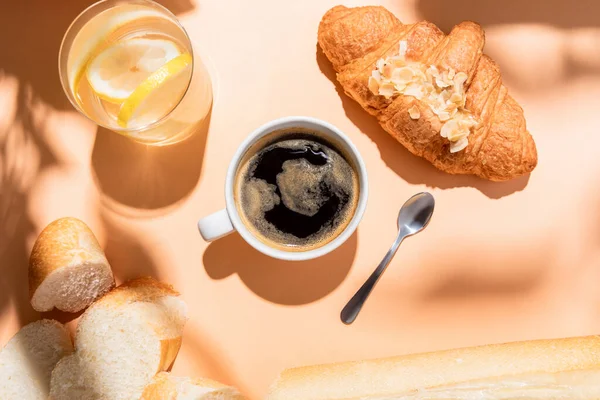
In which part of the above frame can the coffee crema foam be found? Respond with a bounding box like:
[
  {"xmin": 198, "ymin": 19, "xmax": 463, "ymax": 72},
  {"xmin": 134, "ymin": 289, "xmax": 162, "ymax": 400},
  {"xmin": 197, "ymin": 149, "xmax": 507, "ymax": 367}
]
[{"xmin": 235, "ymin": 132, "xmax": 359, "ymax": 251}]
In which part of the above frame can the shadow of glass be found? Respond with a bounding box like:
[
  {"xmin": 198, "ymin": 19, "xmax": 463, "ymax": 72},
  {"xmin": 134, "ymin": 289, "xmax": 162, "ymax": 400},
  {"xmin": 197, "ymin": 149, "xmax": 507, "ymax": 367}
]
[
  {"xmin": 315, "ymin": 46, "xmax": 529, "ymax": 199},
  {"xmin": 91, "ymin": 111, "xmax": 211, "ymax": 217},
  {"xmin": 203, "ymin": 232, "xmax": 358, "ymax": 306}
]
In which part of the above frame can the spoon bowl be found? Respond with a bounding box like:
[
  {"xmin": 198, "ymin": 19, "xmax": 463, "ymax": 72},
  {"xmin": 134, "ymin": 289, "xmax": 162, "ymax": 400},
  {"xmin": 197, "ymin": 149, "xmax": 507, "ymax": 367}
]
[{"xmin": 398, "ymin": 192, "xmax": 435, "ymax": 235}]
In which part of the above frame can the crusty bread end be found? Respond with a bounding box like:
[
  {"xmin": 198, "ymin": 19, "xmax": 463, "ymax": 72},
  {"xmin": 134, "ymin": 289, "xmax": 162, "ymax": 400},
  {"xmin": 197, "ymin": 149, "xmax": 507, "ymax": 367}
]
[{"xmin": 29, "ymin": 217, "xmax": 114, "ymax": 313}]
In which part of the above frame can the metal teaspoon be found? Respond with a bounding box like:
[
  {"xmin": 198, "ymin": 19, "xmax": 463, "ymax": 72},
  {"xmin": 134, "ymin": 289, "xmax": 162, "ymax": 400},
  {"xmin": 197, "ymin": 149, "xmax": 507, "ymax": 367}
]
[{"xmin": 340, "ymin": 192, "xmax": 435, "ymax": 325}]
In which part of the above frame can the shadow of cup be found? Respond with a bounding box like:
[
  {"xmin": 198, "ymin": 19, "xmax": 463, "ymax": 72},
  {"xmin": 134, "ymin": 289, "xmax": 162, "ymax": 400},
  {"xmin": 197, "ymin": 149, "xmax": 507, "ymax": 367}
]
[{"xmin": 203, "ymin": 231, "xmax": 358, "ymax": 305}]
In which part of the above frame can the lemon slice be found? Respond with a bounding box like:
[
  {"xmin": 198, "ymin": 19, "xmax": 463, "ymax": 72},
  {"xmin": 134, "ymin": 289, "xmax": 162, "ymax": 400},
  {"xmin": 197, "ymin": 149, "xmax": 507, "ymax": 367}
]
[
  {"xmin": 86, "ymin": 38, "xmax": 181, "ymax": 103},
  {"xmin": 117, "ymin": 52, "xmax": 192, "ymax": 128},
  {"xmin": 67, "ymin": 7, "xmax": 169, "ymax": 93}
]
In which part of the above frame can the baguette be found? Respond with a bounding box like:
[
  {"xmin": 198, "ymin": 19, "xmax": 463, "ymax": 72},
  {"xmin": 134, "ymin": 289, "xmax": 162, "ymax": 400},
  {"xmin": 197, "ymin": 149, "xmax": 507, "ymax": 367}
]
[
  {"xmin": 29, "ymin": 217, "xmax": 114, "ymax": 313},
  {"xmin": 0, "ymin": 320, "xmax": 73, "ymax": 400},
  {"xmin": 141, "ymin": 372, "xmax": 247, "ymax": 400},
  {"xmin": 266, "ymin": 336, "xmax": 600, "ymax": 399},
  {"xmin": 50, "ymin": 277, "xmax": 188, "ymax": 400}
]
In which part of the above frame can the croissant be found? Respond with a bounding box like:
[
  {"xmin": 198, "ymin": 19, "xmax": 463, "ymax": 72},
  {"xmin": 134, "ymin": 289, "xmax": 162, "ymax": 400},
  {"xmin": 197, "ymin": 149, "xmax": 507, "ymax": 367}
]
[{"xmin": 318, "ymin": 6, "xmax": 537, "ymax": 181}]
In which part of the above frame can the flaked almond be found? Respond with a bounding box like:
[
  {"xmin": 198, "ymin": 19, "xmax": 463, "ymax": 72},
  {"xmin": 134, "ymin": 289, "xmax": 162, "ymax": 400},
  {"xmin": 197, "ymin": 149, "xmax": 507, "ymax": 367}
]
[
  {"xmin": 382, "ymin": 63, "xmax": 395, "ymax": 79},
  {"xmin": 435, "ymin": 76, "xmax": 451, "ymax": 88},
  {"xmin": 394, "ymin": 82, "xmax": 407, "ymax": 92},
  {"xmin": 440, "ymin": 119, "xmax": 458, "ymax": 138},
  {"xmin": 368, "ymin": 76, "xmax": 380, "ymax": 95},
  {"xmin": 437, "ymin": 111, "xmax": 451, "ymax": 122},
  {"xmin": 391, "ymin": 66, "xmax": 415, "ymax": 84},
  {"xmin": 447, "ymin": 127, "xmax": 469, "ymax": 142},
  {"xmin": 441, "ymin": 90, "xmax": 452, "ymax": 102},
  {"xmin": 404, "ymin": 84, "xmax": 424, "ymax": 99},
  {"xmin": 458, "ymin": 116, "xmax": 478, "ymax": 129},
  {"xmin": 378, "ymin": 82, "xmax": 396, "ymax": 98},
  {"xmin": 454, "ymin": 71, "xmax": 468, "ymax": 86},
  {"xmin": 390, "ymin": 56, "xmax": 405, "ymax": 67},
  {"xmin": 450, "ymin": 137, "xmax": 469, "ymax": 153},
  {"xmin": 408, "ymin": 105, "xmax": 420, "ymax": 120},
  {"xmin": 450, "ymin": 92, "xmax": 463, "ymax": 104},
  {"xmin": 369, "ymin": 41, "xmax": 478, "ymax": 153}
]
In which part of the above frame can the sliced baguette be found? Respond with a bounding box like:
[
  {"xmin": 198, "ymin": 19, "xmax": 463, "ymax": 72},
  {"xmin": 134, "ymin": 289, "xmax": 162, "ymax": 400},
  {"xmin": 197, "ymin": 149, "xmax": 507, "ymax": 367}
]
[
  {"xmin": 49, "ymin": 277, "xmax": 188, "ymax": 400},
  {"xmin": 266, "ymin": 336, "xmax": 600, "ymax": 400},
  {"xmin": 29, "ymin": 217, "xmax": 115, "ymax": 313},
  {"xmin": 0, "ymin": 320, "xmax": 73, "ymax": 400},
  {"xmin": 141, "ymin": 372, "xmax": 247, "ymax": 400}
]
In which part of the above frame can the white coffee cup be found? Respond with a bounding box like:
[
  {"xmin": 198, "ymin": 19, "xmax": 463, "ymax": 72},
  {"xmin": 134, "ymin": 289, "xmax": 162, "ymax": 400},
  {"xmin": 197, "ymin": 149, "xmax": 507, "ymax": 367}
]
[{"xmin": 197, "ymin": 116, "xmax": 368, "ymax": 261}]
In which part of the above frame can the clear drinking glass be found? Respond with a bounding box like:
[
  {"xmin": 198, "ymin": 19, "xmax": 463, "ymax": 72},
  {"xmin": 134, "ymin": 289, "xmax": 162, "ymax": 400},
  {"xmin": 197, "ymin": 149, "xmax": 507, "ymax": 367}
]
[{"xmin": 59, "ymin": 0, "xmax": 212, "ymax": 145}]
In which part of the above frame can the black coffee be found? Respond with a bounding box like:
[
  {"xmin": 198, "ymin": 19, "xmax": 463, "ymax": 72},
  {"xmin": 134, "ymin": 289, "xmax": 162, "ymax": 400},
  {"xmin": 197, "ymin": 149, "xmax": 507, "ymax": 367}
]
[{"xmin": 235, "ymin": 131, "xmax": 359, "ymax": 251}]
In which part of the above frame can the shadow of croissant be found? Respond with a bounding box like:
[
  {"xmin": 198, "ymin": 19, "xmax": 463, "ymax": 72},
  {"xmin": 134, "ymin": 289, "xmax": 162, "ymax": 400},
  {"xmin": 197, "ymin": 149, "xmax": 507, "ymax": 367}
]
[
  {"xmin": 203, "ymin": 231, "xmax": 358, "ymax": 306},
  {"xmin": 314, "ymin": 45, "xmax": 530, "ymax": 200}
]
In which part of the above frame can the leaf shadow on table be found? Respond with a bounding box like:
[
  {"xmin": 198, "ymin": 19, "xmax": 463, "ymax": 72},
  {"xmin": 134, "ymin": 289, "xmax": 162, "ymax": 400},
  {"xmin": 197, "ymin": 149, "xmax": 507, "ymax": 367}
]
[
  {"xmin": 415, "ymin": 0, "xmax": 600, "ymax": 32},
  {"xmin": 0, "ymin": 94, "xmax": 57, "ymax": 335},
  {"xmin": 91, "ymin": 110, "xmax": 211, "ymax": 217},
  {"xmin": 203, "ymin": 232, "xmax": 357, "ymax": 305},
  {"xmin": 0, "ymin": 0, "xmax": 198, "ymax": 332},
  {"xmin": 415, "ymin": 0, "xmax": 600, "ymax": 89},
  {"xmin": 376, "ymin": 243, "xmax": 555, "ymax": 333},
  {"xmin": 315, "ymin": 46, "xmax": 529, "ymax": 199}
]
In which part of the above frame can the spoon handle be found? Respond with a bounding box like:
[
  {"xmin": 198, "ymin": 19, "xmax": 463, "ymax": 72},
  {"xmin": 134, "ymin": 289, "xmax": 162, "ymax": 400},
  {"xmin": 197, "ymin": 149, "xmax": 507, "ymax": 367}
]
[{"xmin": 341, "ymin": 234, "xmax": 405, "ymax": 325}]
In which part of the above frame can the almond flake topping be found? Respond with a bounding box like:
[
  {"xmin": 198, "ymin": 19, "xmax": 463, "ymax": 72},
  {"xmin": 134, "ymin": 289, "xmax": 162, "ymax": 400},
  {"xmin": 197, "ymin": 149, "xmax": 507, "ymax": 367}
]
[
  {"xmin": 408, "ymin": 105, "xmax": 420, "ymax": 120},
  {"xmin": 369, "ymin": 41, "xmax": 479, "ymax": 153}
]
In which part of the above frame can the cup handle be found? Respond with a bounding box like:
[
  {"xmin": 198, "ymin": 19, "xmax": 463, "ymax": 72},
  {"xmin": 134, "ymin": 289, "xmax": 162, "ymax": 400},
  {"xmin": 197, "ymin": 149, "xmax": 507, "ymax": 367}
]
[{"xmin": 198, "ymin": 209, "xmax": 235, "ymax": 241}]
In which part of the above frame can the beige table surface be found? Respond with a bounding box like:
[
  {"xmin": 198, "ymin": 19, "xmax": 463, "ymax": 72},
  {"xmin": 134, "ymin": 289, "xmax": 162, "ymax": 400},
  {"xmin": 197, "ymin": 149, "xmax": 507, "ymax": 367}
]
[{"xmin": 2, "ymin": 0, "xmax": 600, "ymax": 398}]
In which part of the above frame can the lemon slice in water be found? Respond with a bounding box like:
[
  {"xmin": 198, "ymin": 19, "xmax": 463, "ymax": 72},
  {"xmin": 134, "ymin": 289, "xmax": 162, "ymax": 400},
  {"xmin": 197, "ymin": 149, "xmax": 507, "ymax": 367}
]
[
  {"xmin": 86, "ymin": 38, "xmax": 181, "ymax": 103},
  {"xmin": 117, "ymin": 52, "xmax": 192, "ymax": 128}
]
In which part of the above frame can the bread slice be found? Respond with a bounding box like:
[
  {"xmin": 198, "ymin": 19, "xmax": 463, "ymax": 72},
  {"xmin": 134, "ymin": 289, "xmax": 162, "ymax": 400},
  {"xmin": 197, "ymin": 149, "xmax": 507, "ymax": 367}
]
[
  {"xmin": 50, "ymin": 277, "xmax": 188, "ymax": 400},
  {"xmin": 266, "ymin": 336, "xmax": 600, "ymax": 400},
  {"xmin": 29, "ymin": 217, "xmax": 115, "ymax": 313},
  {"xmin": 141, "ymin": 372, "xmax": 247, "ymax": 400},
  {"xmin": 0, "ymin": 320, "xmax": 73, "ymax": 400}
]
